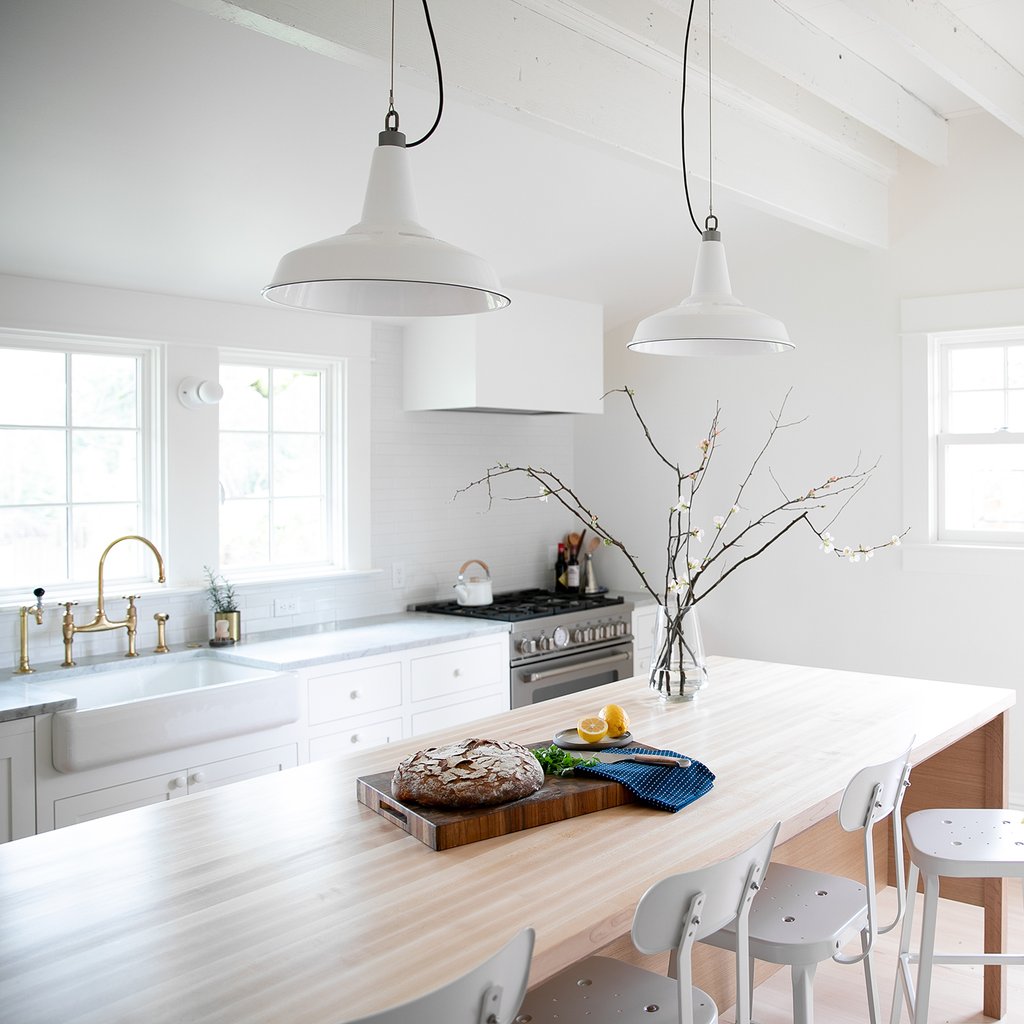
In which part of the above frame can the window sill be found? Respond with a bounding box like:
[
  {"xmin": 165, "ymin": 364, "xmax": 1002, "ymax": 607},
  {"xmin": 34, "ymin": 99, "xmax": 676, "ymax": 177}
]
[{"xmin": 901, "ymin": 541, "xmax": 1024, "ymax": 577}]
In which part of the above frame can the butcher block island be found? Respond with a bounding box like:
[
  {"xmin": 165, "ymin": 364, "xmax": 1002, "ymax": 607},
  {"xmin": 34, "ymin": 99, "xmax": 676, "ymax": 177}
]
[{"xmin": 0, "ymin": 658, "xmax": 1013, "ymax": 1024}]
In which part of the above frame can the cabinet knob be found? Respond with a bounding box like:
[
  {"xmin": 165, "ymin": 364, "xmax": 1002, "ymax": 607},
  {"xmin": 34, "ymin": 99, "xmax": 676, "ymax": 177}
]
[
  {"xmin": 190, "ymin": 771, "xmax": 206, "ymax": 785},
  {"xmin": 453, "ymin": 668, "xmax": 461, "ymax": 677},
  {"xmin": 349, "ymin": 733, "xmax": 360, "ymax": 744},
  {"xmin": 170, "ymin": 776, "xmax": 187, "ymax": 790},
  {"xmin": 349, "ymin": 689, "xmax": 361, "ymax": 700}
]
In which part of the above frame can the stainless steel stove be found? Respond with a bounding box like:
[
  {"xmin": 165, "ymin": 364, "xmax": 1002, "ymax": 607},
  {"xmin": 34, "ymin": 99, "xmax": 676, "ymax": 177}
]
[{"xmin": 411, "ymin": 589, "xmax": 635, "ymax": 707}]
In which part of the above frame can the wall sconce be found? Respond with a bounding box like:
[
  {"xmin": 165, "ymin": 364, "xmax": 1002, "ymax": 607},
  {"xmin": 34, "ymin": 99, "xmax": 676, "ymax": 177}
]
[{"xmin": 177, "ymin": 377, "xmax": 224, "ymax": 409}]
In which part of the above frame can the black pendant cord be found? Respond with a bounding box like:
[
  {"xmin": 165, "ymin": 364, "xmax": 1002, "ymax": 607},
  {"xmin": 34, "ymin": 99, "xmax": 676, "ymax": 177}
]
[
  {"xmin": 680, "ymin": 0, "xmax": 708, "ymax": 236},
  {"xmin": 387, "ymin": 0, "xmax": 444, "ymax": 149}
]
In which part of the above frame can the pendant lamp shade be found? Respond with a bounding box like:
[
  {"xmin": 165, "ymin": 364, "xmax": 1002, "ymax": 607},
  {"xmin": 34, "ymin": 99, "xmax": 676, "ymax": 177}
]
[
  {"xmin": 263, "ymin": 131, "xmax": 510, "ymax": 317},
  {"xmin": 628, "ymin": 229, "xmax": 792, "ymax": 356}
]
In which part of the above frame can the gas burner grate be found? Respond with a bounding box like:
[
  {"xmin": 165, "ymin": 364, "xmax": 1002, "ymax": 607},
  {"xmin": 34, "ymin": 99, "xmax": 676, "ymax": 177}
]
[{"xmin": 411, "ymin": 589, "xmax": 625, "ymax": 622}]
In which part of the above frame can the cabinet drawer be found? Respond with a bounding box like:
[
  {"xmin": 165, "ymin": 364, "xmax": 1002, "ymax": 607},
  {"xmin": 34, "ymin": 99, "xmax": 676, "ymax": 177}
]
[
  {"xmin": 186, "ymin": 744, "xmax": 298, "ymax": 793},
  {"xmin": 309, "ymin": 718, "xmax": 402, "ymax": 760},
  {"xmin": 307, "ymin": 662, "xmax": 402, "ymax": 726},
  {"xmin": 54, "ymin": 772, "xmax": 183, "ymax": 828},
  {"xmin": 412, "ymin": 693, "xmax": 508, "ymax": 736},
  {"xmin": 410, "ymin": 644, "xmax": 504, "ymax": 702}
]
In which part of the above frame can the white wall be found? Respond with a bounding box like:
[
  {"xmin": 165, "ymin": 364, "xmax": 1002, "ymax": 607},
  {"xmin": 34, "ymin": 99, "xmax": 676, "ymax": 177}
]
[
  {"xmin": 576, "ymin": 112, "xmax": 1024, "ymax": 801},
  {"xmin": 1, "ymin": 278, "xmax": 574, "ymax": 666}
]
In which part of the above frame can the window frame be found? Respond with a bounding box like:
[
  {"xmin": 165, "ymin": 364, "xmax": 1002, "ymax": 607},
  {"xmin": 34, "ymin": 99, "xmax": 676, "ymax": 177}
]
[
  {"xmin": 901, "ymin": 289, "xmax": 1024, "ymax": 577},
  {"xmin": 935, "ymin": 336, "xmax": 1024, "ymax": 545},
  {"xmin": 216, "ymin": 349, "xmax": 346, "ymax": 578},
  {"xmin": 0, "ymin": 328, "xmax": 163, "ymax": 601}
]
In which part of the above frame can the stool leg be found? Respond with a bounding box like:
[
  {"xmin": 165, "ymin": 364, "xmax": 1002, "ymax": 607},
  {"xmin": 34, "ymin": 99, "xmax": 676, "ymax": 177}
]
[
  {"xmin": 790, "ymin": 962, "xmax": 817, "ymax": 1024},
  {"xmin": 914, "ymin": 872, "xmax": 941, "ymax": 1024},
  {"xmin": 861, "ymin": 928, "xmax": 880, "ymax": 1024},
  {"xmin": 890, "ymin": 861, "xmax": 920, "ymax": 1024}
]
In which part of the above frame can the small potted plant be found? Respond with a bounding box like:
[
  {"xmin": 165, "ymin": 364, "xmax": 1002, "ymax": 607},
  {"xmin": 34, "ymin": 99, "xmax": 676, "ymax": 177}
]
[{"xmin": 204, "ymin": 566, "xmax": 240, "ymax": 644}]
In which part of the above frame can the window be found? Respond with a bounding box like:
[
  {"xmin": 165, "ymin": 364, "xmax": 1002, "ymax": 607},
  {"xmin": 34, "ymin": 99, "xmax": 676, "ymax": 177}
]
[
  {"xmin": 937, "ymin": 339, "xmax": 1024, "ymax": 542},
  {"xmin": 0, "ymin": 334, "xmax": 159, "ymax": 593},
  {"xmin": 218, "ymin": 356, "xmax": 338, "ymax": 571}
]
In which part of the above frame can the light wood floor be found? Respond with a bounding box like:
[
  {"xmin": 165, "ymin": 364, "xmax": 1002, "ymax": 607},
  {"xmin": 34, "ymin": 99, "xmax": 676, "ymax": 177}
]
[{"xmin": 722, "ymin": 882, "xmax": 1024, "ymax": 1024}]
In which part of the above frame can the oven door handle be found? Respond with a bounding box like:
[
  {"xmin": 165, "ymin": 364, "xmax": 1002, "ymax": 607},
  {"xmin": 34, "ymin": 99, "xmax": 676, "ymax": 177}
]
[{"xmin": 522, "ymin": 651, "xmax": 631, "ymax": 683}]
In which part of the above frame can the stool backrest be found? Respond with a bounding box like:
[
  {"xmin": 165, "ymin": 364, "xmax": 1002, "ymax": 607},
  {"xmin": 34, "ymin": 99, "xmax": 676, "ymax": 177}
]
[
  {"xmin": 833, "ymin": 742, "xmax": 914, "ymax": 967},
  {"xmin": 631, "ymin": 822, "xmax": 781, "ymax": 1024},
  {"xmin": 353, "ymin": 927, "xmax": 534, "ymax": 1024}
]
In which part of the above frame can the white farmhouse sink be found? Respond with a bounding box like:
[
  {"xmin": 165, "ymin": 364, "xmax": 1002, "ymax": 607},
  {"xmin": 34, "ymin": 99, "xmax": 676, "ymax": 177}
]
[{"xmin": 50, "ymin": 657, "xmax": 301, "ymax": 773}]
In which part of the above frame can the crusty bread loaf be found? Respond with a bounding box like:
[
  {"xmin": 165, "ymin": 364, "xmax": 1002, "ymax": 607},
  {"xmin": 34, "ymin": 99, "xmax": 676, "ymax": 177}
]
[{"xmin": 391, "ymin": 738, "xmax": 544, "ymax": 808}]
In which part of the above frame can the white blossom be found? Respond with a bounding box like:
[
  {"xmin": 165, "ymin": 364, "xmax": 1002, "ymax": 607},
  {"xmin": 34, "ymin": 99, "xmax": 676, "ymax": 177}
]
[
  {"xmin": 687, "ymin": 557, "xmax": 701, "ymax": 572},
  {"xmin": 730, "ymin": 504, "xmax": 740, "ymax": 515},
  {"xmin": 667, "ymin": 575, "xmax": 690, "ymax": 593},
  {"xmin": 890, "ymin": 534, "xmax": 902, "ymax": 546},
  {"xmin": 819, "ymin": 531, "xmax": 835, "ymax": 553},
  {"xmin": 689, "ymin": 527, "xmax": 705, "ymax": 542},
  {"xmin": 713, "ymin": 514, "xmax": 726, "ymax": 529},
  {"xmin": 671, "ymin": 498, "xmax": 690, "ymax": 513},
  {"xmin": 537, "ymin": 486, "xmax": 550, "ymax": 503}
]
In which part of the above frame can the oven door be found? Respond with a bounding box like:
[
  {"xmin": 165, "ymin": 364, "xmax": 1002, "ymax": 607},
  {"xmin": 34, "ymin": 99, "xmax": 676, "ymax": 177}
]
[{"xmin": 510, "ymin": 640, "xmax": 634, "ymax": 708}]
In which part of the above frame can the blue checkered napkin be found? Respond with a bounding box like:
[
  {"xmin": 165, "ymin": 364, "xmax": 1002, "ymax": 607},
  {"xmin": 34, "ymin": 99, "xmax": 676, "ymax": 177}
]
[{"xmin": 575, "ymin": 747, "xmax": 715, "ymax": 813}]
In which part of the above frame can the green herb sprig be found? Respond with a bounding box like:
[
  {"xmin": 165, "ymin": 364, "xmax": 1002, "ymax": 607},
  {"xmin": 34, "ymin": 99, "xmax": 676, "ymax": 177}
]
[{"xmin": 532, "ymin": 744, "xmax": 600, "ymax": 777}]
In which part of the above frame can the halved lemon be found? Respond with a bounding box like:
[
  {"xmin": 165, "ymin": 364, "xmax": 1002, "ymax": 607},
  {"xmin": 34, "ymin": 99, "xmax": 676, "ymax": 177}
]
[
  {"xmin": 576, "ymin": 716, "xmax": 609, "ymax": 743},
  {"xmin": 598, "ymin": 703, "xmax": 630, "ymax": 738}
]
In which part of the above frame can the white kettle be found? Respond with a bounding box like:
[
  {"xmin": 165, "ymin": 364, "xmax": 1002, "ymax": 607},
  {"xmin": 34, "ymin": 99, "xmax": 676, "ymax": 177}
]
[{"xmin": 453, "ymin": 559, "xmax": 493, "ymax": 606}]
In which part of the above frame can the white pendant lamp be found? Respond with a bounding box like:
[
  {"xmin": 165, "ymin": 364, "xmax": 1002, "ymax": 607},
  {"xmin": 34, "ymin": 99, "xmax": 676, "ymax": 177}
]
[
  {"xmin": 629, "ymin": 0, "xmax": 792, "ymax": 356},
  {"xmin": 262, "ymin": 2, "xmax": 509, "ymax": 318}
]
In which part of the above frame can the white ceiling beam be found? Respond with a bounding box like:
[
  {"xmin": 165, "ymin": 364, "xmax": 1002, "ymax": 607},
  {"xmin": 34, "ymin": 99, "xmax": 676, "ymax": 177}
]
[
  {"xmin": 657, "ymin": 0, "xmax": 948, "ymax": 164},
  {"xmin": 838, "ymin": 0, "xmax": 1024, "ymax": 139},
  {"xmin": 173, "ymin": 0, "xmax": 891, "ymax": 246}
]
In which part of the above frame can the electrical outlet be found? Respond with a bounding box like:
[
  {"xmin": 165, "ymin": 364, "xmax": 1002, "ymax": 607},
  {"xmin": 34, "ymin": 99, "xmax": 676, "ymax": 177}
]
[
  {"xmin": 274, "ymin": 597, "xmax": 299, "ymax": 616},
  {"xmin": 391, "ymin": 562, "xmax": 406, "ymax": 589}
]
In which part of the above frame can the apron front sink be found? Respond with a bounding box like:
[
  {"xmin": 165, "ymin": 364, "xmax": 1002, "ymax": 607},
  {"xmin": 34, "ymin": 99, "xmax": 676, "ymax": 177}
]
[{"xmin": 50, "ymin": 657, "xmax": 300, "ymax": 773}]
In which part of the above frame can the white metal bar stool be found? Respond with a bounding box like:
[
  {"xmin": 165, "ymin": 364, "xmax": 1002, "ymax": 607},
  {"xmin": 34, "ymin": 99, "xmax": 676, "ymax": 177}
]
[
  {"xmin": 890, "ymin": 808, "xmax": 1024, "ymax": 1024},
  {"xmin": 353, "ymin": 927, "xmax": 534, "ymax": 1024},
  {"xmin": 701, "ymin": 744, "xmax": 913, "ymax": 1024},
  {"xmin": 517, "ymin": 822, "xmax": 780, "ymax": 1024}
]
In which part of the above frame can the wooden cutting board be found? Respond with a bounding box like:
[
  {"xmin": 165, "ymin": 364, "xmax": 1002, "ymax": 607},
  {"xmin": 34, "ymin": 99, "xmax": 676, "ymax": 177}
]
[{"xmin": 356, "ymin": 748, "xmax": 639, "ymax": 851}]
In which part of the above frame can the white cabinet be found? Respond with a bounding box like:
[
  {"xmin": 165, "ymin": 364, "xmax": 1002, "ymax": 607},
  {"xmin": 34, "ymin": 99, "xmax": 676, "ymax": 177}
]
[
  {"xmin": 304, "ymin": 632, "xmax": 509, "ymax": 759},
  {"xmin": 306, "ymin": 656, "xmax": 405, "ymax": 760},
  {"xmin": 52, "ymin": 744, "xmax": 298, "ymax": 828},
  {"xmin": 0, "ymin": 718, "xmax": 35, "ymax": 843},
  {"xmin": 403, "ymin": 289, "xmax": 604, "ymax": 414},
  {"xmin": 632, "ymin": 603, "xmax": 659, "ymax": 678},
  {"xmin": 409, "ymin": 640, "xmax": 507, "ymax": 736}
]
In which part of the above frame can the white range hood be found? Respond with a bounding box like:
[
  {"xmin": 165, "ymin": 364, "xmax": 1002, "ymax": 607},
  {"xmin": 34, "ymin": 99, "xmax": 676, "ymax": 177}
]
[{"xmin": 402, "ymin": 289, "xmax": 604, "ymax": 415}]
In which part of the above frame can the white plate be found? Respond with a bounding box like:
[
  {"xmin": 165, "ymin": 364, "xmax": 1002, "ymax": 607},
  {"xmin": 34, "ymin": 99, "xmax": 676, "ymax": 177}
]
[{"xmin": 552, "ymin": 728, "xmax": 635, "ymax": 751}]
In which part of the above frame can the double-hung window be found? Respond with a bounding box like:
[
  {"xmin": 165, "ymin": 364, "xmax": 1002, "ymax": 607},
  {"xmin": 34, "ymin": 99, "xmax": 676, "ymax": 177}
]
[
  {"xmin": 0, "ymin": 332, "xmax": 159, "ymax": 594},
  {"xmin": 218, "ymin": 355, "xmax": 339, "ymax": 572},
  {"xmin": 937, "ymin": 338, "xmax": 1024, "ymax": 543}
]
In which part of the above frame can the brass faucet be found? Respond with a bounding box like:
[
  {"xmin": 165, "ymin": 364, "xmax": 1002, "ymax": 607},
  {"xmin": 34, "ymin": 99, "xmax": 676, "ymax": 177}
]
[
  {"xmin": 62, "ymin": 535, "xmax": 167, "ymax": 667},
  {"xmin": 16, "ymin": 587, "xmax": 46, "ymax": 674}
]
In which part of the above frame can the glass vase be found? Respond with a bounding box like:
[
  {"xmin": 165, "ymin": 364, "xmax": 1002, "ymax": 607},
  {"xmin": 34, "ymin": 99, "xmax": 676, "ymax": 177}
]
[{"xmin": 648, "ymin": 601, "xmax": 708, "ymax": 702}]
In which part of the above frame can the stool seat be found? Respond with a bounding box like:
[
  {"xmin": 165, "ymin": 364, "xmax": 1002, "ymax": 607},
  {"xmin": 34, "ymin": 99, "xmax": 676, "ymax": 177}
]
[
  {"xmin": 890, "ymin": 808, "xmax": 1024, "ymax": 1024},
  {"xmin": 704, "ymin": 863, "xmax": 871, "ymax": 966},
  {"xmin": 905, "ymin": 808, "xmax": 1024, "ymax": 878}
]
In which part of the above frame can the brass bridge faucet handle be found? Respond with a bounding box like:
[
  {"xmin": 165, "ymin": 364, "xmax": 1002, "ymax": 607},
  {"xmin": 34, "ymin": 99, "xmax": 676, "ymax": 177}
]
[
  {"xmin": 61, "ymin": 601, "xmax": 79, "ymax": 667},
  {"xmin": 15, "ymin": 587, "xmax": 47, "ymax": 675},
  {"xmin": 153, "ymin": 612, "xmax": 170, "ymax": 654},
  {"xmin": 123, "ymin": 595, "xmax": 140, "ymax": 657}
]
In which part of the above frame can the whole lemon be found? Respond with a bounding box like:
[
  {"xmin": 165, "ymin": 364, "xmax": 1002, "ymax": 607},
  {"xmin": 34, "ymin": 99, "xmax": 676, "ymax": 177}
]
[{"xmin": 598, "ymin": 704, "xmax": 630, "ymax": 738}]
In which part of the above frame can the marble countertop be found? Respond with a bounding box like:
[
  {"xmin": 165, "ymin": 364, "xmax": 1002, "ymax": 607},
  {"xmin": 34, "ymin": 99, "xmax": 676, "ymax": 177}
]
[{"xmin": 0, "ymin": 612, "xmax": 509, "ymax": 721}]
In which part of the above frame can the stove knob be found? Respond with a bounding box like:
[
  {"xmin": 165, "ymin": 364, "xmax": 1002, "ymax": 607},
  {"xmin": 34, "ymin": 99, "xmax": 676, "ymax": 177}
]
[
  {"xmin": 538, "ymin": 635, "xmax": 551, "ymax": 652},
  {"xmin": 583, "ymin": 627, "xmax": 595, "ymax": 643},
  {"xmin": 616, "ymin": 621, "xmax": 627, "ymax": 636},
  {"xmin": 572, "ymin": 629, "xmax": 585, "ymax": 644},
  {"xmin": 518, "ymin": 637, "xmax": 534, "ymax": 655}
]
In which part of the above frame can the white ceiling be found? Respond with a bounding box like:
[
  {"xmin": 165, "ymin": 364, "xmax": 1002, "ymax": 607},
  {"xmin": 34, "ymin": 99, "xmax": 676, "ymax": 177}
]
[{"xmin": 1, "ymin": 0, "xmax": 1022, "ymax": 331}]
